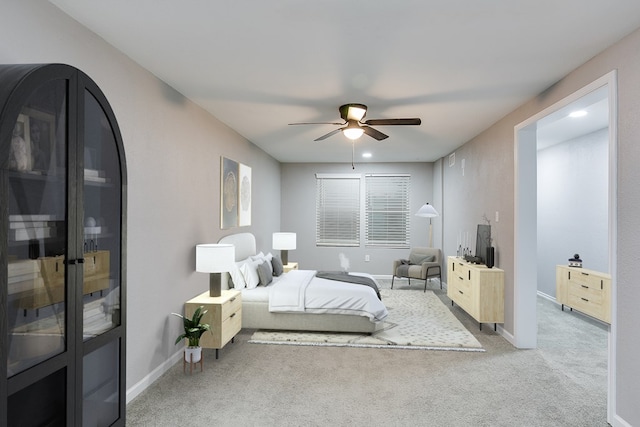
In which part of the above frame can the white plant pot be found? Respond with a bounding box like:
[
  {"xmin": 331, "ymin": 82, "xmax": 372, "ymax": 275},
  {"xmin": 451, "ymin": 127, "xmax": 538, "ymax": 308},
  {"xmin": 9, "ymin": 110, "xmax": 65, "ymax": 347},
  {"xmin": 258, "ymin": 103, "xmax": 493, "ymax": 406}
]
[{"xmin": 184, "ymin": 346, "xmax": 202, "ymax": 363}]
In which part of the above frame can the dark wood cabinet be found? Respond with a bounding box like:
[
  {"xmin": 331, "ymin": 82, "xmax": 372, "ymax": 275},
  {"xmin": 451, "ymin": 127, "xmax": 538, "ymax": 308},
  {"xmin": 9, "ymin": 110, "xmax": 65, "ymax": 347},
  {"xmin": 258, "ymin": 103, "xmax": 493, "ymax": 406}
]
[{"xmin": 1, "ymin": 64, "xmax": 127, "ymax": 426}]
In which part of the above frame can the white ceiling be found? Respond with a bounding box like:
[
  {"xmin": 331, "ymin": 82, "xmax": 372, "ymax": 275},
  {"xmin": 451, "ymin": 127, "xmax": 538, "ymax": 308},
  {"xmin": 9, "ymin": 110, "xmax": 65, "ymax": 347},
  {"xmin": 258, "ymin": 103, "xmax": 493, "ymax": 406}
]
[{"xmin": 50, "ymin": 1, "xmax": 640, "ymax": 163}]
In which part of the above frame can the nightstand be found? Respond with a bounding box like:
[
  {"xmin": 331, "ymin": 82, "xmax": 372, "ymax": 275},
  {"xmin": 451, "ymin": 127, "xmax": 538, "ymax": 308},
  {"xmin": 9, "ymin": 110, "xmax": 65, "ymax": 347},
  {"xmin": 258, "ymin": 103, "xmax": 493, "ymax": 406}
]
[
  {"xmin": 185, "ymin": 289, "xmax": 242, "ymax": 359},
  {"xmin": 283, "ymin": 262, "xmax": 298, "ymax": 273}
]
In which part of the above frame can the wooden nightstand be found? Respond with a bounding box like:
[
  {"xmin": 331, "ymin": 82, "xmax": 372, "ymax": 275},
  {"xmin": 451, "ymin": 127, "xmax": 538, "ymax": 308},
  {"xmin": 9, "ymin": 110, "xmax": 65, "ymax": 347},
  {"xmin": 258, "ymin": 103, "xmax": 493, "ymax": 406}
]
[
  {"xmin": 283, "ymin": 262, "xmax": 298, "ymax": 273},
  {"xmin": 185, "ymin": 289, "xmax": 242, "ymax": 359}
]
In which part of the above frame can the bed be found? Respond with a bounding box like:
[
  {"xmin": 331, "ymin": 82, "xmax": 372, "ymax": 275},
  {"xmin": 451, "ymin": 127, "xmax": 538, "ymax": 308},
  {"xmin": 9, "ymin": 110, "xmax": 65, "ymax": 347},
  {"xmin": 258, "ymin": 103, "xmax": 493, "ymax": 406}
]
[{"xmin": 218, "ymin": 233, "xmax": 387, "ymax": 333}]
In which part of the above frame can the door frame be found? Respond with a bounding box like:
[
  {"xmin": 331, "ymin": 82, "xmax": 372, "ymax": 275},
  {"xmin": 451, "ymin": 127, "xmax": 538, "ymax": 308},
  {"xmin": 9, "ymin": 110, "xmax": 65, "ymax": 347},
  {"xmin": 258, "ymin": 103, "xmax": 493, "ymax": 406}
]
[{"xmin": 513, "ymin": 70, "xmax": 617, "ymax": 423}]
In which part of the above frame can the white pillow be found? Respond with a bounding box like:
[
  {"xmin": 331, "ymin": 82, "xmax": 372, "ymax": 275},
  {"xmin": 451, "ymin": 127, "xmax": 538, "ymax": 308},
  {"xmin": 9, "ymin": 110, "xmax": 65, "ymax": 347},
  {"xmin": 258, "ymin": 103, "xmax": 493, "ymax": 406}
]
[
  {"xmin": 229, "ymin": 264, "xmax": 246, "ymax": 290},
  {"xmin": 240, "ymin": 259, "xmax": 261, "ymax": 289}
]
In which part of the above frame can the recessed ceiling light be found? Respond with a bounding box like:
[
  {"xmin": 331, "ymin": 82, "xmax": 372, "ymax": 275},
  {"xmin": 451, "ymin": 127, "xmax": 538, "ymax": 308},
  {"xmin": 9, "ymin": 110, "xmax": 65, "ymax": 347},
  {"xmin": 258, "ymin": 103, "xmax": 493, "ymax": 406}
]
[
  {"xmin": 362, "ymin": 152, "xmax": 372, "ymax": 158},
  {"xmin": 569, "ymin": 110, "xmax": 588, "ymax": 118}
]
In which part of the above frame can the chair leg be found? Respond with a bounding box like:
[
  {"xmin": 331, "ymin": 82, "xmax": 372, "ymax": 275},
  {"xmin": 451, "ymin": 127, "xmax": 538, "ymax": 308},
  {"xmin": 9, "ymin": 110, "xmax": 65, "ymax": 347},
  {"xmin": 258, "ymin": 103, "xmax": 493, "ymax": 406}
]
[{"xmin": 391, "ymin": 275, "xmax": 395, "ymax": 289}]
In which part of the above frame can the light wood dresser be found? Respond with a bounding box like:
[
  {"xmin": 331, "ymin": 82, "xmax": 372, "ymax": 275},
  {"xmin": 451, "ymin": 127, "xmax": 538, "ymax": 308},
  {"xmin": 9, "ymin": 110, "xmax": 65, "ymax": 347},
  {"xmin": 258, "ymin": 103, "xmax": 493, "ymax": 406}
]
[
  {"xmin": 447, "ymin": 256, "xmax": 504, "ymax": 330},
  {"xmin": 556, "ymin": 265, "xmax": 611, "ymax": 323}
]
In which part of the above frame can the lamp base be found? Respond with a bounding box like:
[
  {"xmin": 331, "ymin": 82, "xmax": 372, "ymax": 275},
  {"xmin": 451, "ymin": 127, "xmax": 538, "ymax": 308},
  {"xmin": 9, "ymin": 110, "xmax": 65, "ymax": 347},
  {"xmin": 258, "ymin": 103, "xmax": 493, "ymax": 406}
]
[
  {"xmin": 209, "ymin": 273, "xmax": 222, "ymax": 297},
  {"xmin": 281, "ymin": 250, "xmax": 289, "ymax": 266}
]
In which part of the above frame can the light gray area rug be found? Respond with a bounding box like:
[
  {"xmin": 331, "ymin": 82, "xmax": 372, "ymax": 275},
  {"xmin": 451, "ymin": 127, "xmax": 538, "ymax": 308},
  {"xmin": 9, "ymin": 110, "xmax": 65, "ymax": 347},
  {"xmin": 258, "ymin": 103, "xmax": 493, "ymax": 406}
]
[{"xmin": 249, "ymin": 288, "xmax": 484, "ymax": 351}]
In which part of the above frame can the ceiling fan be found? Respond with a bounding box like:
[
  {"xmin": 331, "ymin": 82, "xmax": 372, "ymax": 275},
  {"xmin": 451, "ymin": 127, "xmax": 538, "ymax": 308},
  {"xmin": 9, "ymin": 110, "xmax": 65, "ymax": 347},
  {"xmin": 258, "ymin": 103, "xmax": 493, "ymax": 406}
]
[{"xmin": 289, "ymin": 103, "xmax": 421, "ymax": 141}]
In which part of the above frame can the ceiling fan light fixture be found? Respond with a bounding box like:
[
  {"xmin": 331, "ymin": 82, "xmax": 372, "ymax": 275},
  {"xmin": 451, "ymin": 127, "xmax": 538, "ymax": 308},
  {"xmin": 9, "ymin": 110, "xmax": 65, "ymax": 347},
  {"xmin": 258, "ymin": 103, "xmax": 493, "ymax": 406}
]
[
  {"xmin": 343, "ymin": 121, "xmax": 364, "ymax": 140},
  {"xmin": 347, "ymin": 105, "xmax": 367, "ymax": 121}
]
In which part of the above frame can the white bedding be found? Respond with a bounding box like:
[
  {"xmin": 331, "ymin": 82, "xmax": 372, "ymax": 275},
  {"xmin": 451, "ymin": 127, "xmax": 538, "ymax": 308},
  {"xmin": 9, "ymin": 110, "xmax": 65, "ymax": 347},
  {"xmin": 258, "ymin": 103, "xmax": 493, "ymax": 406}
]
[{"xmin": 267, "ymin": 270, "xmax": 388, "ymax": 321}]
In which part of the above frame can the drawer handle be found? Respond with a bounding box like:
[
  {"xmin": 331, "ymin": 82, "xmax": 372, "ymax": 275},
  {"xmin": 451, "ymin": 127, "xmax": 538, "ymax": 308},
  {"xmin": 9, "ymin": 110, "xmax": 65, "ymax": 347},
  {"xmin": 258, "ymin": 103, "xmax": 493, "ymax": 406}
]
[
  {"xmin": 581, "ymin": 272, "xmax": 589, "ymax": 276},
  {"xmin": 230, "ymin": 297, "xmax": 236, "ymax": 302},
  {"xmin": 581, "ymin": 285, "xmax": 588, "ymax": 289},
  {"xmin": 458, "ymin": 290, "xmax": 464, "ymax": 295},
  {"xmin": 581, "ymin": 297, "xmax": 589, "ymax": 302},
  {"xmin": 230, "ymin": 312, "xmax": 236, "ymax": 318},
  {"xmin": 458, "ymin": 276, "xmax": 464, "ymax": 280}
]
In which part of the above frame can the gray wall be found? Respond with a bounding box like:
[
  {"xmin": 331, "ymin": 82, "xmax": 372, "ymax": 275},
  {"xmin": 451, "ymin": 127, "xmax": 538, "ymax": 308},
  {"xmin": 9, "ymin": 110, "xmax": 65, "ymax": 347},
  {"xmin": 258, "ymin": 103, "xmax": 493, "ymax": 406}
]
[
  {"xmin": 537, "ymin": 129, "xmax": 609, "ymax": 297},
  {"xmin": 442, "ymin": 27, "xmax": 640, "ymax": 425},
  {"xmin": 280, "ymin": 162, "xmax": 436, "ymax": 275},
  {"xmin": 0, "ymin": 1, "xmax": 281, "ymax": 401}
]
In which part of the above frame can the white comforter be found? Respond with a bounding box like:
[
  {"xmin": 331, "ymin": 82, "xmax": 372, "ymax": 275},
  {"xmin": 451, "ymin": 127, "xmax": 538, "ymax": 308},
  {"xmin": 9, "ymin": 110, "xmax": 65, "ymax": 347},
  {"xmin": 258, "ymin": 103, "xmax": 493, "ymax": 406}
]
[{"xmin": 268, "ymin": 270, "xmax": 388, "ymax": 321}]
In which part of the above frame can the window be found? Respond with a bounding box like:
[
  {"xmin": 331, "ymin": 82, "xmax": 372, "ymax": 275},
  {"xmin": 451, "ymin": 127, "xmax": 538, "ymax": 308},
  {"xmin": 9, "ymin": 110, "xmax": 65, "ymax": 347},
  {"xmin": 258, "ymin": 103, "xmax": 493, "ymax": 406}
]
[
  {"xmin": 315, "ymin": 174, "xmax": 360, "ymax": 246},
  {"xmin": 365, "ymin": 174, "xmax": 410, "ymax": 247}
]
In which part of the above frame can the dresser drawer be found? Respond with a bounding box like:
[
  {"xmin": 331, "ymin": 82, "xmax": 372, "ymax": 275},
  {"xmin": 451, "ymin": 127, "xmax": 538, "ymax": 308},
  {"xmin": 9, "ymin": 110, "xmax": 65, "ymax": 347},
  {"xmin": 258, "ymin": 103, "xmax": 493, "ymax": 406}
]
[
  {"xmin": 569, "ymin": 271, "xmax": 604, "ymax": 291},
  {"xmin": 221, "ymin": 293, "xmax": 242, "ymax": 320},
  {"xmin": 220, "ymin": 307, "xmax": 242, "ymax": 345}
]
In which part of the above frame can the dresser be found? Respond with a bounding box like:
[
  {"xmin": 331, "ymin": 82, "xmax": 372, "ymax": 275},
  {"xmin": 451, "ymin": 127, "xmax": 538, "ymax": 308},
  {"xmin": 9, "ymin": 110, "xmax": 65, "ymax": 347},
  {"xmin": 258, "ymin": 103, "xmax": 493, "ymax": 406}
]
[
  {"xmin": 556, "ymin": 265, "xmax": 611, "ymax": 323},
  {"xmin": 185, "ymin": 289, "xmax": 242, "ymax": 358},
  {"xmin": 447, "ymin": 257, "xmax": 504, "ymax": 330}
]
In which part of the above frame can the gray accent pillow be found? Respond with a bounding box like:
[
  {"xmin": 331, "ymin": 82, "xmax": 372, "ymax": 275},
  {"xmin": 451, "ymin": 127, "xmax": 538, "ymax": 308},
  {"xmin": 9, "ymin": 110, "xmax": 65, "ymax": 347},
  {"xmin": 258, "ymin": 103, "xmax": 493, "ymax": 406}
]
[
  {"xmin": 257, "ymin": 260, "xmax": 273, "ymax": 286},
  {"xmin": 409, "ymin": 254, "xmax": 435, "ymax": 265},
  {"xmin": 272, "ymin": 256, "xmax": 284, "ymax": 276}
]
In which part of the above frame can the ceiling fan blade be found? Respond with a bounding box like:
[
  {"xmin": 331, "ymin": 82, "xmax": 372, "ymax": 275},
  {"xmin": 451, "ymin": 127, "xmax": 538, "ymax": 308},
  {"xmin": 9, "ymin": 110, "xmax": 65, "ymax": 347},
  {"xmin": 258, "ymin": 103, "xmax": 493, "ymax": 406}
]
[
  {"xmin": 362, "ymin": 126, "xmax": 389, "ymax": 141},
  {"xmin": 289, "ymin": 121, "xmax": 344, "ymax": 126},
  {"xmin": 362, "ymin": 118, "xmax": 421, "ymax": 126},
  {"xmin": 314, "ymin": 128, "xmax": 344, "ymax": 141}
]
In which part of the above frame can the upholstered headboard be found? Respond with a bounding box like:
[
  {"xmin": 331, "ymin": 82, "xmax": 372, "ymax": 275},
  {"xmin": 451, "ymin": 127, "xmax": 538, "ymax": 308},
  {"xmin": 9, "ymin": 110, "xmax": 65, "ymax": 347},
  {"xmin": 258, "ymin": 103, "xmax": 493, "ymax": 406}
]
[{"xmin": 218, "ymin": 232, "xmax": 257, "ymax": 262}]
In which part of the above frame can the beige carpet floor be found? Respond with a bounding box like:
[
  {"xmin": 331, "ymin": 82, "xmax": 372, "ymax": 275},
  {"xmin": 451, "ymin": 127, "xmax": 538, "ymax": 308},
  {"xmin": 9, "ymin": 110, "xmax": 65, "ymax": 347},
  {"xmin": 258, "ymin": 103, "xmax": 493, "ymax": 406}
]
[{"xmin": 249, "ymin": 288, "xmax": 484, "ymax": 351}]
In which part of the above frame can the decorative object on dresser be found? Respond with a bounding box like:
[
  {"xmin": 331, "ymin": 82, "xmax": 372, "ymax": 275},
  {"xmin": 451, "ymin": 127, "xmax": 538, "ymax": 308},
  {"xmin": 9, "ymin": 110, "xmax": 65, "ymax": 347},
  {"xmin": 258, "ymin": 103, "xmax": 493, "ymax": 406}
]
[
  {"xmin": 185, "ymin": 290, "xmax": 242, "ymax": 360},
  {"xmin": 172, "ymin": 305, "xmax": 211, "ymax": 373},
  {"xmin": 415, "ymin": 202, "xmax": 439, "ymax": 247},
  {"xmin": 272, "ymin": 232, "xmax": 296, "ymax": 265},
  {"xmin": 196, "ymin": 243, "xmax": 235, "ymax": 297},
  {"xmin": 446, "ymin": 256, "xmax": 504, "ymax": 330},
  {"xmin": 556, "ymin": 265, "xmax": 611, "ymax": 323},
  {"xmin": 568, "ymin": 254, "xmax": 583, "ymax": 268}
]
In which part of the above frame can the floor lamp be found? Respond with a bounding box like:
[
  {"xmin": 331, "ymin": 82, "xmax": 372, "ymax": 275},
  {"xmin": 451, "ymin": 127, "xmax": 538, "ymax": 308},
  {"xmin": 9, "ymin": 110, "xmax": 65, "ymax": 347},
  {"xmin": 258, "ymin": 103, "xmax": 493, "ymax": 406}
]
[{"xmin": 415, "ymin": 203, "xmax": 439, "ymax": 247}]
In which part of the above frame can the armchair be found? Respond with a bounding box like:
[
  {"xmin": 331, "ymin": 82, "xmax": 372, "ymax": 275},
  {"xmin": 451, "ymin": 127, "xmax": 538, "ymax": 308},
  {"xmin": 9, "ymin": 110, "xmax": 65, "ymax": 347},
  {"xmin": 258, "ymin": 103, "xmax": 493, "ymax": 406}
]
[{"xmin": 391, "ymin": 247, "xmax": 442, "ymax": 292}]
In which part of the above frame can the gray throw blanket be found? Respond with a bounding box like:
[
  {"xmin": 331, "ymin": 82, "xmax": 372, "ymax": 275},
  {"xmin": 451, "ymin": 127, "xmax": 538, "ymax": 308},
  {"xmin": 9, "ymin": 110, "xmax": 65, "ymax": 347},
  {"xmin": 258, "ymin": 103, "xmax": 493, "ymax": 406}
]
[{"xmin": 316, "ymin": 271, "xmax": 382, "ymax": 300}]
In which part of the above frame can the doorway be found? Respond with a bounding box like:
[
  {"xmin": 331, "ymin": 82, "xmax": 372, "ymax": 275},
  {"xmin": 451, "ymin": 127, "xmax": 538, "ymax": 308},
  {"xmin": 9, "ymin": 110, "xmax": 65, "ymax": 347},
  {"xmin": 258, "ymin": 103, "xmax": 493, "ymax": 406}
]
[{"xmin": 514, "ymin": 71, "xmax": 617, "ymax": 422}]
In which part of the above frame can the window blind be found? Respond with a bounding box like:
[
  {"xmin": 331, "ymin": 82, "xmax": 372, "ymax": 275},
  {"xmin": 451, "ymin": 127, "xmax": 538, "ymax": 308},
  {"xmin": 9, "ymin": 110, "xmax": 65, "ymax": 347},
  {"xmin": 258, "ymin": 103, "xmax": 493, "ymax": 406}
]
[
  {"xmin": 365, "ymin": 174, "xmax": 410, "ymax": 247},
  {"xmin": 316, "ymin": 175, "xmax": 360, "ymax": 246}
]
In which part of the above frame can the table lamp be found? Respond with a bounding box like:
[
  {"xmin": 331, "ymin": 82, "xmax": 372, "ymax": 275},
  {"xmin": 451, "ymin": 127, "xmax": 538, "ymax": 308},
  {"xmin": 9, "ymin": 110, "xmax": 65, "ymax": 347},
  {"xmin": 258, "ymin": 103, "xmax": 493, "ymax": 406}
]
[
  {"xmin": 272, "ymin": 232, "xmax": 296, "ymax": 265},
  {"xmin": 196, "ymin": 243, "xmax": 235, "ymax": 297}
]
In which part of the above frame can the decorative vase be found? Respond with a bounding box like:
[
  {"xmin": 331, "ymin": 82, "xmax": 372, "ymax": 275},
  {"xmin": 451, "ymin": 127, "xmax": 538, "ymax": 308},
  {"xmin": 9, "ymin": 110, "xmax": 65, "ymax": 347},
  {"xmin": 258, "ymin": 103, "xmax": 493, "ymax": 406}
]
[
  {"xmin": 486, "ymin": 247, "xmax": 495, "ymax": 268},
  {"xmin": 184, "ymin": 346, "xmax": 202, "ymax": 363}
]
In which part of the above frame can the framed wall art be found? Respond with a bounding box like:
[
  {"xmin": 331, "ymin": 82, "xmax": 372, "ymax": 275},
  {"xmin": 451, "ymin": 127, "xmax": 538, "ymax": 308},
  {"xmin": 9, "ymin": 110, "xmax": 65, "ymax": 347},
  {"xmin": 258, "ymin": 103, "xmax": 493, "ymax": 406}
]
[
  {"xmin": 24, "ymin": 108, "xmax": 56, "ymax": 174},
  {"xmin": 238, "ymin": 163, "xmax": 252, "ymax": 226},
  {"xmin": 221, "ymin": 157, "xmax": 238, "ymax": 229}
]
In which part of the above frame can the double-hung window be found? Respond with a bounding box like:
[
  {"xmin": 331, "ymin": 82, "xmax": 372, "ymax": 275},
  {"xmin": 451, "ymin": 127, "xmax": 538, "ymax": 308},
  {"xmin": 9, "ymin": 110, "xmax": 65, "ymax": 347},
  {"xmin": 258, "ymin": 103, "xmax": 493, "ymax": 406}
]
[
  {"xmin": 365, "ymin": 174, "xmax": 410, "ymax": 248},
  {"xmin": 315, "ymin": 173, "xmax": 360, "ymax": 246}
]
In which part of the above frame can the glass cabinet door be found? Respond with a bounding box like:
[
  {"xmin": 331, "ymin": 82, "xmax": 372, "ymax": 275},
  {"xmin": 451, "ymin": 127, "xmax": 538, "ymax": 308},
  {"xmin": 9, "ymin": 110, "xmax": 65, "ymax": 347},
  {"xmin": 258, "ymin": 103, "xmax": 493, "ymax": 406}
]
[
  {"xmin": 5, "ymin": 79, "xmax": 68, "ymax": 377},
  {"xmin": 81, "ymin": 90, "xmax": 122, "ymax": 340}
]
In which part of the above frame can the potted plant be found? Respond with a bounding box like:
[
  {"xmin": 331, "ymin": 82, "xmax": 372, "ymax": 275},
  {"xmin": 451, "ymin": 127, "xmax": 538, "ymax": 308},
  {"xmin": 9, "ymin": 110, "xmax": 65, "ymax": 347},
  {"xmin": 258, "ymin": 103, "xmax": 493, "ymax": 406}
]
[{"xmin": 172, "ymin": 305, "xmax": 211, "ymax": 363}]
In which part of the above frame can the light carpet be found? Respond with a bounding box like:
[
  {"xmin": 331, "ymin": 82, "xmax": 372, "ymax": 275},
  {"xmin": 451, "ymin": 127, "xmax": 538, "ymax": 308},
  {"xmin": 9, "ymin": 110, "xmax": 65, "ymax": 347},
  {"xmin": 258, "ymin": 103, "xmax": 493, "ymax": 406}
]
[{"xmin": 249, "ymin": 288, "xmax": 484, "ymax": 352}]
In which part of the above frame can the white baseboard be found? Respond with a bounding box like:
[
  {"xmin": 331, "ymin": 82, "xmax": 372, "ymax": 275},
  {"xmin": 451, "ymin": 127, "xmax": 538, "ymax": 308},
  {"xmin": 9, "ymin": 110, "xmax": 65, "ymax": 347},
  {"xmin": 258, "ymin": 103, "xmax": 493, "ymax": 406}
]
[{"xmin": 126, "ymin": 349, "xmax": 183, "ymax": 404}]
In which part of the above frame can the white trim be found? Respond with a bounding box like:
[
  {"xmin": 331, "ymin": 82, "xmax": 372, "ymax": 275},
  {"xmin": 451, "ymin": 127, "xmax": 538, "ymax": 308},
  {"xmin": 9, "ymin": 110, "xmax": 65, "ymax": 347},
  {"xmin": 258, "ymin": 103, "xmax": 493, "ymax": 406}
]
[
  {"xmin": 514, "ymin": 70, "xmax": 617, "ymax": 425},
  {"xmin": 126, "ymin": 348, "xmax": 183, "ymax": 403}
]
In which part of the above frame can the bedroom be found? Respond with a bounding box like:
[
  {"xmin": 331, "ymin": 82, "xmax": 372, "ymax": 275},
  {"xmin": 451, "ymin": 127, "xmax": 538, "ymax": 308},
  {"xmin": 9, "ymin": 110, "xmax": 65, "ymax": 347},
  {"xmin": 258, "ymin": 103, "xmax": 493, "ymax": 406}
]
[{"xmin": 1, "ymin": 2, "xmax": 639, "ymax": 426}]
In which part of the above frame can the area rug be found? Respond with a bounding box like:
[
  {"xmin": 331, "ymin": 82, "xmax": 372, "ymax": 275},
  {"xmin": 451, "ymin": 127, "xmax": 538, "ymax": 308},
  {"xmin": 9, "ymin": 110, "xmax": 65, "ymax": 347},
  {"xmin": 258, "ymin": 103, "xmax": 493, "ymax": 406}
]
[{"xmin": 249, "ymin": 289, "xmax": 484, "ymax": 352}]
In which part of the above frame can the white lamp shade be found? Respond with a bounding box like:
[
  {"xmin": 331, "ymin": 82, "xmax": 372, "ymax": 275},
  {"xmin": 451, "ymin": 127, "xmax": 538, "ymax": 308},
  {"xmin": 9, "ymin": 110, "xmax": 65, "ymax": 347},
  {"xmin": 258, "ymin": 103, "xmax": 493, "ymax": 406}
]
[
  {"xmin": 196, "ymin": 244, "xmax": 235, "ymax": 273},
  {"xmin": 415, "ymin": 203, "xmax": 439, "ymax": 218},
  {"xmin": 272, "ymin": 232, "xmax": 297, "ymax": 250}
]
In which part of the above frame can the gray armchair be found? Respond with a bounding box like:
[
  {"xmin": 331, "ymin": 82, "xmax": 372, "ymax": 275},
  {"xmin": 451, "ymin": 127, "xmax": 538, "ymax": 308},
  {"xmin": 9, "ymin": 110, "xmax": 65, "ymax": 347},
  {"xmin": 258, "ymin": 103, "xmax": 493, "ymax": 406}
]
[{"xmin": 392, "ymin": 247, "xmax": 442, "ymax": 292}]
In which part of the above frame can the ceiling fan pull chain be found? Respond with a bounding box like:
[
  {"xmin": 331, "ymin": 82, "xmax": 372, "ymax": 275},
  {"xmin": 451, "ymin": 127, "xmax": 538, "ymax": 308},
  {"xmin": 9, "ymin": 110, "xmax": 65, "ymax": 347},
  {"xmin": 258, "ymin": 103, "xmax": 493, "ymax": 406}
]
[{"xmin": 352, "ymin": 141, "xmax": 355, "ymax": 169}]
